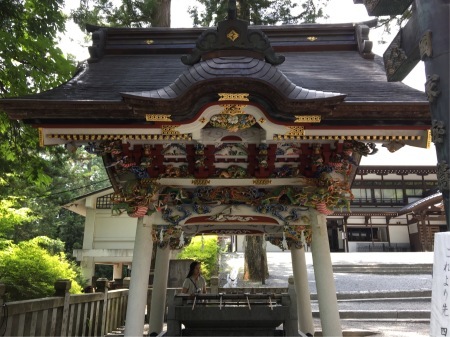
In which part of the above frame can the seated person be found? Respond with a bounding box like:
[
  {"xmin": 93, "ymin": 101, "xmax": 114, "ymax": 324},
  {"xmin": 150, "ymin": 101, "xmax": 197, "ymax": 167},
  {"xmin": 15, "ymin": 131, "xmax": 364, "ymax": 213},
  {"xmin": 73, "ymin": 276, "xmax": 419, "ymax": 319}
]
[{"xmin": 182, "ymin": 261, "xmax": 206, "ymax": 295}]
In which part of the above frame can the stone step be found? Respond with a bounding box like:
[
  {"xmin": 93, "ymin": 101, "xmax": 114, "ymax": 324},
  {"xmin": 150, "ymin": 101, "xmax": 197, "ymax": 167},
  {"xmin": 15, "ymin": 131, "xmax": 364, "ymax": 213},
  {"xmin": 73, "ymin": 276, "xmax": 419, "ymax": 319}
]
[{"xmin": 331, "ymin": 263, "xmax": 433, "ymax": 274}]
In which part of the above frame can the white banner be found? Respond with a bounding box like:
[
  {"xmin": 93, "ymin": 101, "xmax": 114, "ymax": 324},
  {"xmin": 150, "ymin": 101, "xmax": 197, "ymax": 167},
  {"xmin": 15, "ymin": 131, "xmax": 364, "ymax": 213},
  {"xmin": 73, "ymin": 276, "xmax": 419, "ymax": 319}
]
[{"xmin": 431, "ymin": 232, "xmax": 450, "ymax": 337}]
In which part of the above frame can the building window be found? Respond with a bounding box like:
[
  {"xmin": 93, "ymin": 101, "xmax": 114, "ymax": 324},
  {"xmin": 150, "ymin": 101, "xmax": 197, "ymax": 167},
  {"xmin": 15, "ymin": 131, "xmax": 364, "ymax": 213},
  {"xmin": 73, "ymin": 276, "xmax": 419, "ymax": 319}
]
[
  {"xmin": 347, "ymin": 228, "xmax": 379, "ymax": 241},
  {"xmin": 97, "ymin": 193, "xmax": 114, "ymax": 209}
]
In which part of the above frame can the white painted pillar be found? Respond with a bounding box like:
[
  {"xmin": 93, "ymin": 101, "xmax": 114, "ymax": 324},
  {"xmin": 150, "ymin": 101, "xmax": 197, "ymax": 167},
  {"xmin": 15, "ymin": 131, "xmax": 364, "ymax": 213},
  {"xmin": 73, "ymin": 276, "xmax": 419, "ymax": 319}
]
[
  {"xmin": 149, "ymin": 245, "xmax": 171, "ymax": 334},
  {"xmin": 124, "ymin": 215, "xmax": 154, "ymax": 337},
  {"xmin": 290, "ymin": 246, "xmax": 315, "ymax": 336},
  {"xmin": 310, "ymin": 210, "xmax": 342, "ymax": 337},
  {"xmin": 80, "ymin": 257, "xmax": 95, "ymax": 286},
  {"xmin": 80, "ymin": 207, "xmax": 96, "ymax": 285}
]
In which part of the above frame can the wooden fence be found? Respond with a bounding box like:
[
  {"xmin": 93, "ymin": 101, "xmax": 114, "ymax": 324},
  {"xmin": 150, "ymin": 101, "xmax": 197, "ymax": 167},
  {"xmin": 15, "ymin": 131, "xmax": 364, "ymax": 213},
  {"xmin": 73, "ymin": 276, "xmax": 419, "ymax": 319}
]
[
  {"xmin": 0, "ymin": 276, "xmax": 290, "ymax": 337},
  {"xmin": 0, "ymin": 279, "xmax": 128, "ymax": 337}
]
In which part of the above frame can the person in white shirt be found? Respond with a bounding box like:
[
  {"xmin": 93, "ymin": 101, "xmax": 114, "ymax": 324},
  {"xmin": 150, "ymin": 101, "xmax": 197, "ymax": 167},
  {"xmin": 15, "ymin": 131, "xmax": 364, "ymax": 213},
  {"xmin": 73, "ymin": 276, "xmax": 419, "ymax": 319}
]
[{"xmin": 182, "ymin": 261, "xmax": 206, "ymax": 295}]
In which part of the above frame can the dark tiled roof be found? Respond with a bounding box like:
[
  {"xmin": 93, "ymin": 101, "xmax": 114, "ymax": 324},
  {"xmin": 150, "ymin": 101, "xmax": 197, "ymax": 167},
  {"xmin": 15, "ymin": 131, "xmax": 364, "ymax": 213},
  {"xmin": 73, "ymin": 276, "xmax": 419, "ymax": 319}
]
[
  {"xmin": 122, "ymin": 56, "xmax": 345, "ymax": 101},
  {"xmin": 21, "ymin": 52, "xmax": 425, "ymax": 103}
]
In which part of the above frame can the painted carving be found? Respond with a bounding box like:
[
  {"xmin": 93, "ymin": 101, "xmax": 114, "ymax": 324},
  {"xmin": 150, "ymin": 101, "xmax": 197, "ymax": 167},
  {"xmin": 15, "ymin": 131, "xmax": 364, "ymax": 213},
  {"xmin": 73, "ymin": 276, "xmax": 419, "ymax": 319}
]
[
  {"xmin": 431, "ymin": 120, "xmax": 446, "ymax": 144},
  {"xmin": 195, "ymin": 143, "xmax": 207, "ymax": 168},
  {"xmin": 384, "ymin": 34, "xmax": 407, "ymax": 77},
  {"xmin": 215, "ymin": 143, "xmax": 247, "ymax": 156},
  {"xmin": 425, "ymin": 74, "xmax": 441, "ymax": 103},
  {"xmin": 217, "ymin": 165, "xmax": 247, "ymax": 178},
  {"xmin": 419, "ymin": 30, "xmax": 433, "ymax": 60},
  {"xmin": 437, "ymin": 161, "xmax": 450, "ymax": 192},
  {"xmin": 311, "ymin": 144, "xmax": 324, "ymax": 167},
  {"xmin": 160, "ymin": 164, "xmax": 189, "ymax": 178},
  {"xmin": 350, "ymin": 140, "xmax": 378, "ymax": 156},
  {"xmin": 209, "ymin": 113, "xmax": 257, "ymax": 132},
  {"xmin": 161, "ymin": 143, "xmax": 186, "ymax": 156},
  {"xmin": 272, "ymin": 165, "xmax": 301, "ymax": 178},
  {"xmin": 140, "ymin": 145, "xmax": 153, "ymax": 167}
]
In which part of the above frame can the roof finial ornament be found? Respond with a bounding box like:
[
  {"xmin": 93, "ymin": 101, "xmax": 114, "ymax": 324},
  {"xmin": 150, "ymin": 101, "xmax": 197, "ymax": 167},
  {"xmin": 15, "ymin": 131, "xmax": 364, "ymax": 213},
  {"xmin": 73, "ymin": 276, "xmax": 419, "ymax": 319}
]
[{"xmin": 228, "ymin": 0, "xmax": 237, "ymax": 20}]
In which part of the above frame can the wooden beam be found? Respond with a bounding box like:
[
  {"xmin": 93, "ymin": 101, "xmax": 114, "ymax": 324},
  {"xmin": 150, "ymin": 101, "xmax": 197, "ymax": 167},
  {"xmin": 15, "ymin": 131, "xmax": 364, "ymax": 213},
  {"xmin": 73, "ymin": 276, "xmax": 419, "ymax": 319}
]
[
  {"xmin": 383, "ymin": 11, "xmax": 421, "ymax": 82},
  {"xmin": 353, "ymin": 0, "xmax": 413, "ymax": 16}
]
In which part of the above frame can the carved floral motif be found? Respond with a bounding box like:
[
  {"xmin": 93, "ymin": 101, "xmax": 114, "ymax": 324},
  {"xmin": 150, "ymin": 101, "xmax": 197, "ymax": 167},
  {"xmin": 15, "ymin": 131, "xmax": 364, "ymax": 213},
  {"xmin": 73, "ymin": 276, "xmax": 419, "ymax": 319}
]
[{"xmin": 209, "ymin": 113, "xmax": 256, "ymax": 132}]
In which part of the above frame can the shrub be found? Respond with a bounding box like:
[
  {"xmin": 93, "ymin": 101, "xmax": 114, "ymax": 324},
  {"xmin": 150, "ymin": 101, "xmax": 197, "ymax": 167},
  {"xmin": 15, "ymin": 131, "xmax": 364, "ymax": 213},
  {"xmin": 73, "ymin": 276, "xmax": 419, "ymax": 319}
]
[{"xmin": 0, "ymin": 237, "xmax": 83, "ymax": 301}]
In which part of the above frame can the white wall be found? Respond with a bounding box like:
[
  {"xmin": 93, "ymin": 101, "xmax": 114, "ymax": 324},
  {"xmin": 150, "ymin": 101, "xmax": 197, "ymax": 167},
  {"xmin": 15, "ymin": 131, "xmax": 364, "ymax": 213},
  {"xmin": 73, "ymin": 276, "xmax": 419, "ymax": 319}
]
[
  {"xmin": 389, "ymin": 226, "xmax": 410, "ymax": 244},
  {"xmin": 93, "ymin": 211, "xmax": 136, "ymax": 249}
]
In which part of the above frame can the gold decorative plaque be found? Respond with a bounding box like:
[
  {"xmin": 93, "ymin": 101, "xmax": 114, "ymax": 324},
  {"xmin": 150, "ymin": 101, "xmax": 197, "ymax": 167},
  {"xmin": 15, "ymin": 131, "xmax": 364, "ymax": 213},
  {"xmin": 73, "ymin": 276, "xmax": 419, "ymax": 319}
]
[
  {"xmin": 161, "ymin": 125, "xmax": 180, "ymax": 135},
  {"xmin": 227, "ymin": 30, "xmax": 239, "ymax": 42},
  {"xmin": 192, "ymin": 179, "xmax": 210, "ymax": 186},
  {"xmin": 146, "ymin": 114, "xmax": 172, "ymax": 122},
  {"xmin": 218, "ymin": 93, "xmax": 249, "ymax": 101},
  {"xmin": 294, "ymin": 115, "xmax": 321, "ymax": 123},
  {"xmin": 38, "ymin": 128, "xmax": 44, "ymax": 147},
  {"xmin": 219, "ymin": 104, "xmax": 247, "ymax": 115},
  {"xmin": 253, "ymin": 179, "xmax": 272, "ymax": 185},
  {"xmin": 286, "ymin": 126, "xmax": 305, "ymax": 136}
]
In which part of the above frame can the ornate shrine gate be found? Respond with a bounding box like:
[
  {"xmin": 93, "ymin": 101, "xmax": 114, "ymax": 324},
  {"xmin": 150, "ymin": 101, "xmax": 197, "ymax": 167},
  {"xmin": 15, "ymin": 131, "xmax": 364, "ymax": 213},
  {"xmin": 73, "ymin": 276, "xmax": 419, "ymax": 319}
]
[{"xmin": 0, "ymin": 3, "xmax": 432, "ymax": 337}]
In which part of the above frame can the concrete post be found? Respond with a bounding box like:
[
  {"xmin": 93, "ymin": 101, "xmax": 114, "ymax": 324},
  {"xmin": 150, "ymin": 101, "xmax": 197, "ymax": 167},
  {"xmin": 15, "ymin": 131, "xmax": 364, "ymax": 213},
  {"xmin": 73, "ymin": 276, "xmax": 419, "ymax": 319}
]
[
  {"xmin": 149, "ymin": 244, "xmax": 171, "ymax": 335},
  {"xmin": 290, "ymin": 246, "xmax": 315, "ymax": 335},
  {"xmin": 310, "ymin": 210, "xmax": 342, "ymax": 337},
  {"xmin": 113, "ymin": 262, "xmax": 123, "ymax": 280},
  {"xmin": 124, "ymin": 215, "xmax": 154, "ymax": 337},
  {"xmin": 210, "ymin": 276, "xmax": 219, "ymax": 294}
]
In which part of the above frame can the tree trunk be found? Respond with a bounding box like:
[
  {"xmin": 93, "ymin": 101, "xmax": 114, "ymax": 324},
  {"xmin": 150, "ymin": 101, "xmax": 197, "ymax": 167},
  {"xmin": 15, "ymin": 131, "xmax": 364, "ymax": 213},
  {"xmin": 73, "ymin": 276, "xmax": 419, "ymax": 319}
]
[
  {"xmin": 243, "ymin": 236, "xmax": 269, "ymax": 281},
  {"xmin": 151, "ymin": 0, "xmax": 171, "ymax": 27}
]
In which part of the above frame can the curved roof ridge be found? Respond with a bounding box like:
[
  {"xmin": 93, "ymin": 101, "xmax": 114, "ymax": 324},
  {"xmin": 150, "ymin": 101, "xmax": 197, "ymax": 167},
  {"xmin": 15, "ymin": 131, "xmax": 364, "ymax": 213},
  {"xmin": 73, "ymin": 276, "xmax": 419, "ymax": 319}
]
[{"xmin": 122, "ymin": 57, "xmax": 345, "ymax": 101}]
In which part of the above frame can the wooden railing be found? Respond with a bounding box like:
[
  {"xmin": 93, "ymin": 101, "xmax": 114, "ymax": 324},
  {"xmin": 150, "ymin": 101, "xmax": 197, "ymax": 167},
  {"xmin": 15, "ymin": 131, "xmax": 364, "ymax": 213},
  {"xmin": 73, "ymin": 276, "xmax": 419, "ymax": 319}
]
[
  {"xmin": 0, "ymin": 276, "xmax": 289, "ymax": 337},
  {"xmin": 0, "ymin": 279, "xmax": 128, "ymax": 337}
]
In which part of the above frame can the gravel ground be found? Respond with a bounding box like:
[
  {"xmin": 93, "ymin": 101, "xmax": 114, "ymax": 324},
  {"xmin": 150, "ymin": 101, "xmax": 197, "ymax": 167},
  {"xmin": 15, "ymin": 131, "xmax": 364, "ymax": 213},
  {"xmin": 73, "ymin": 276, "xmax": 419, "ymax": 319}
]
[
  {"xmin": 218, "ymin": 251, "xmax": 433, "ymax": 337},
  {"xmin": 218, "ymin": 252, "xmax": 433, "ymax": 292}
]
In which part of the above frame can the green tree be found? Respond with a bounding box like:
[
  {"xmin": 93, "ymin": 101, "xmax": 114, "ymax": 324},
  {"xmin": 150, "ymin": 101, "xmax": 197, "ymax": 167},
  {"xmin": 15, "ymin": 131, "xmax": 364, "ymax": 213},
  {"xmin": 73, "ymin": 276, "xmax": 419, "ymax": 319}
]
[
  {"xmin": 0, "ymin": 237, "xmax": 83, "ymax": 301},
  {"xmin": 0, "ymin": 0, "xmax": 77, "ymax": 237},
  {"xmin": 71, "ymin": 0, "xmax": 171, "ymax": 30},
  {"xmin": 189, "ymin": 0, "xmax": 330, "ymax": 26}
]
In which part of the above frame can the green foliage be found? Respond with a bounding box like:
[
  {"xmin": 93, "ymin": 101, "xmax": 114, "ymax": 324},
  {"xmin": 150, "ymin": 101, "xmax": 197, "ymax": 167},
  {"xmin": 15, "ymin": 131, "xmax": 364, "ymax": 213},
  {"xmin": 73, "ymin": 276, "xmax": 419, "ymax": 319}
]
[
  {"xmin": 189, "ymin": 0, "xmax": 330, "ymax": 26},
  {"xmin": 177, "ymin": 235, "xmax": 220, "ymax": 282},
  {"xmin": 71, "ymin": 0, "xmax": 168, "ymax": 30},
  {"xmin": 0, "ymin": 237, "xmax": 83, "ymax": 301},
  {"xmin": 0, "ymin": 0, "xmax": 75, "ymax": 98}
]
